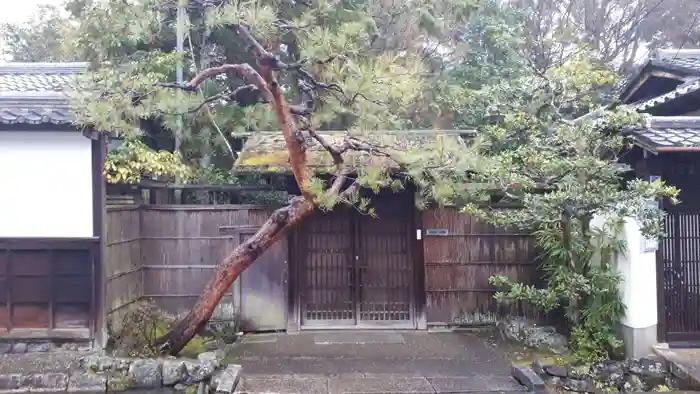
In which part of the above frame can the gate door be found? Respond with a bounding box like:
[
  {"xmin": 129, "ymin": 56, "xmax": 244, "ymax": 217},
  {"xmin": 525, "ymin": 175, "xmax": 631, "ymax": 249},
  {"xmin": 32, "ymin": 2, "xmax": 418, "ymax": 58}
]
[
  {"xmin": 356, "ymin": 197, "xmax": 413, "ymax": 325},
  {"xmin": 299, "ymin": 194, "xmax": 415, "ymax": 329},
  {"xmin": 660, "ymin": 211, "xmax": 700, "ymax": 345},
  {"xmin": 299, "ymin": 209, "xmax": 356, "ymax": 327}
]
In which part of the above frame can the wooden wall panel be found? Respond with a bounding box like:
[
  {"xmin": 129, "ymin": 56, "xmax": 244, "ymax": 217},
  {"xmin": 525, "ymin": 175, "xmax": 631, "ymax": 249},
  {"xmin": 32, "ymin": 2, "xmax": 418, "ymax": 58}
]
[
  {"xmin": 422, "ymin": 207, "xmax": 541, "ymax": 325},
  {"xmin": 0, "ymin": 243, "xmax": 93, "ymax": 338},
  {"xmin": 104, "ymin": 206, "xmax": 143, "ymax": 322},
  {"xmin": 103, "ymin": 204, "xmax": 279, "ymax": 331}
]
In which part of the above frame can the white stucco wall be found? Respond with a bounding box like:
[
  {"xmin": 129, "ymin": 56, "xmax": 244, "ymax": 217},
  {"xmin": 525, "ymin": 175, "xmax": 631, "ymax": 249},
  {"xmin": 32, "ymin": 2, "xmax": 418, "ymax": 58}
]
[
  {"xmin": 0, "ymin": 131, "xmax": 93, "ymax": 238},
  {"xmin": 591, "ymin": 214, "xmax": 658, "ymax": 329}
]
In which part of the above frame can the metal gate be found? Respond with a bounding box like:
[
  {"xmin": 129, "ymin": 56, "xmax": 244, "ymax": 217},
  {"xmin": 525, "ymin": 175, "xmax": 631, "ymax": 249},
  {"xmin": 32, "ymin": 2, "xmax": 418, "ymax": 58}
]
[
  {"xmin": 298, "ymin": 195, "xmax": 415, "ymax": 329},
  {"xmin": 659, "ymin": 211, "xmax": 700, "ymax": 345}
]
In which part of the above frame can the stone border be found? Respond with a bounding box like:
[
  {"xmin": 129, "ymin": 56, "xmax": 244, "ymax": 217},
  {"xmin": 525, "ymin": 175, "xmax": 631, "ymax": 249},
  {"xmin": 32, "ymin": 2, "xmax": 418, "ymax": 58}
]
[
  {"xmin": 653, "ymin": 344, "xmax": 700, "ymax": 390},
  {"xmin": 511, "ymin": 364, "xmax": 546, "ymax": 392},
  {"xmin": 0, "ymin": 341, "xmax": 92, "ymax": 355},
  {"xmin": 0, "ymin": 351, "xmax": 242, "ymax": 394}
]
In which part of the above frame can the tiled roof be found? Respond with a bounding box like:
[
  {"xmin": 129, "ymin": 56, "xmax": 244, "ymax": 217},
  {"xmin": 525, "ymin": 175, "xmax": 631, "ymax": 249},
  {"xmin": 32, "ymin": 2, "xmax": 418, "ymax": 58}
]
[
  {"xmin": 630, "ymin": 78, "xmax": 700, "ymax": 111},
  {"xmin": 235, "ymin": 131, "xmax": 468, "ymax": 173},
  {"xmin": 621, "ymin": 49, "xmax": 700, "ymax": 99},
  {"xmin": 629, "ymin": 116, "xmax": 700, "ymax": 150},
  {"xmin": 0, "ymin": 62, "xmax": 89, "ymax": 125},
  {"xmin": 654, "ymin": 50, "xmax": 700, "ymax": 74}
]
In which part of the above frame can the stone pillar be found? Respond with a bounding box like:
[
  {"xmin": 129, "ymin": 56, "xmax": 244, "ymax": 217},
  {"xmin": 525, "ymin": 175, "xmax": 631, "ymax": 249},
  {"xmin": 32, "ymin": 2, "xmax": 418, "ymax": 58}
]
[
  {"xmin": 618, "ymin": 217, "xmax": 659, "ymax": 358},
  {"xmin": 592, "ymin": 215, "xmax": 659, "ymax": 358}
]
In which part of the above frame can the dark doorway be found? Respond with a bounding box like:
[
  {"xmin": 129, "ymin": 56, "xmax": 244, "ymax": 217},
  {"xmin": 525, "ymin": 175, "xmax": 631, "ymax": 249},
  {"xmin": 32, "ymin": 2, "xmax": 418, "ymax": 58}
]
[{"xmin": 296, "ymin": 192, "xmax": 416, "ymax": 329}]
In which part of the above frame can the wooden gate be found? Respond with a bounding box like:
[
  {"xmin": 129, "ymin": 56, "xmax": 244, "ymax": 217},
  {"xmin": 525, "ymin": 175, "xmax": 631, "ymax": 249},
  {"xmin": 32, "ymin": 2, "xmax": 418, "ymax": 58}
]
[
  {"xmin": 659, "ymin": 211, "xmax": 700, "ymax": 345},
  {"xmin": 297, "ymin": 194, "xmax": 416, "ymax": 329}
]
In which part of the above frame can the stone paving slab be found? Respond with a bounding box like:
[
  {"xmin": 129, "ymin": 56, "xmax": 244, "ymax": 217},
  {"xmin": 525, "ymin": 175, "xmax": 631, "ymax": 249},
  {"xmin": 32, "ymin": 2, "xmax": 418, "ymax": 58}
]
[
  {"xmin": 233, "ymin": 373, "xmax": 527, "ymax": 394},
  {"xmin": 230, "ymin": 331, "xmax": 522, "ymax": 393},
  {"xmin": 328, "ymin": 374, "xmax": 433, "ymax": 394},
  {"xmin": 313, "ymin": 332, "xmax": 406, "ymax": 345},
  {"xmin": 428, "ymin": 375, "xmax": 523, "ymax": 392},
  {"xmin": 234, "ymin": 375, "xmax": 328, "ymax": 394},
  {"xmin": 654, "ymin": 344, "xmax": 700, "ymax": 390},
  {"xmin": 230, "ymin": 331, "xmax": 509, "ymax": 377}
]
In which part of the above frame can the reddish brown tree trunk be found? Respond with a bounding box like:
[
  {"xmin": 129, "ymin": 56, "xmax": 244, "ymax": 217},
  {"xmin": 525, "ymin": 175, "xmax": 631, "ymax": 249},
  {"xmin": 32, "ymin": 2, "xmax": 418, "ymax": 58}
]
[
  {"xmin": 161, "ymin": 197, "xmax": 312, "ymax": 354},
  {"xmin": 160, "ymin": 25, "xmax": 319, "ymax": 355}
]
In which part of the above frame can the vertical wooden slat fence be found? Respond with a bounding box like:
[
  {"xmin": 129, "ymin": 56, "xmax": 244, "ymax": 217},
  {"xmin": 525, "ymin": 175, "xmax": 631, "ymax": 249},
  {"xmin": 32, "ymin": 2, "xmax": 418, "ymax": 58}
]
[
  {"xmin": 140, "ymin": 205, "xmax": 272, "ymax": 321},
  {"xmin": 104, "ymin": 199, "xmax": 546, "ymax": 332},
  {"xmin": 103, "ymin": 204, "xmax": 284, "ymax": 331},
  {"xmin": 422, "ymin": 207, "xmax": 541, "ymax": 325},
  {"xmin": 104, "ymin": 206, "xmax": 143, "ymax": 327}
]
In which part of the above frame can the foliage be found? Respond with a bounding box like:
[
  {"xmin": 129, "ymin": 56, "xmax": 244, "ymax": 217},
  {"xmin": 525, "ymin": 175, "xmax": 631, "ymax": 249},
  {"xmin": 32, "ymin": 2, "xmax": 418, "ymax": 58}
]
[
  {"xmin": 105, "ymin": 139, "xmax": 193, "ymax": 184},
  {"xmin": 503, "ymin": 0, "xmax": 700, "ymax": 73},
  {"xmin": 4, "ymin": 0, "xmax": 684, "ymax": 358},
  {"xmin": 190, "ymin": 165, "xmax": 290, "ymax": 204},
  {"xmin": 455, "ymin": 56, "xmax": 679, "ymax": 364},
  {"xmin": 0, "ymin": 4, "xmax": 78, "ymax": 62},
  {"xmin": 60, "ymin": 0, "xmax": 527, "ymax": 200},
  {"xmin": 107, "ymin": 299, "xmax": 207, "ymax": 358}
]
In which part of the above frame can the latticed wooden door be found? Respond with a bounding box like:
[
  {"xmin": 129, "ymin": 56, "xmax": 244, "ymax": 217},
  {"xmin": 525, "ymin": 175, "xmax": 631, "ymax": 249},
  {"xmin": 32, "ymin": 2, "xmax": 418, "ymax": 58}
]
[
  {"xmin": 660, "ymin": 211, "xmax": 700, "ymax": 344},
  {"xmin": 299, "ymin": 208, "xmax": 356, "ymax": 326},
  {"xmin": 298, "ymin": 193, "xmax": 415, "ymax": 328}
]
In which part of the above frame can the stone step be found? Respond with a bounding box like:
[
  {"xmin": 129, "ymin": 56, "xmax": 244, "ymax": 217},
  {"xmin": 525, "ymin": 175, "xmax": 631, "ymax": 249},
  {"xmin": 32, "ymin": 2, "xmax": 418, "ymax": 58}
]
[{"xmin": 234, "ymin": 373, "xmax": 528, "ymax": 394}]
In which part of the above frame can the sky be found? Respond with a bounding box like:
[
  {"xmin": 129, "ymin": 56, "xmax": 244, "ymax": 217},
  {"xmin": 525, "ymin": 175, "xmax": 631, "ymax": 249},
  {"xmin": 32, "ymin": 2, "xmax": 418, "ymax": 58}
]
[
  {"xmin": 2, "ymin": 0, "xmax": 62, "ymax": 25},
  {"xmin": 0, "ymin": 0, "xmax": 64, "ymax": 61}
]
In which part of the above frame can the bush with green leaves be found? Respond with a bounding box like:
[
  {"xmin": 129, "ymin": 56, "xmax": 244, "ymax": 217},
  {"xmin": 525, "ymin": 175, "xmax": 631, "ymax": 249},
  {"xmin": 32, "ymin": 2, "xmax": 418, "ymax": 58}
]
[{"xmin": 459, "ymin": 56, "xmax": 679, "ymax": 364}]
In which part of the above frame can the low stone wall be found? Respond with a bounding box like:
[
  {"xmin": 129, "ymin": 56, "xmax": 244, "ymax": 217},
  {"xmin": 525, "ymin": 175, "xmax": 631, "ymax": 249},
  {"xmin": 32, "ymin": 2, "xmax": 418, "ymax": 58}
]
[
  {"xmin": 0, "ymin": 351, "xmax": 242, "ymax": 394},
  {"xmin": 0, "ymin": 341, "xmax": 92, "ymax": 355},
  {"xmin": 513, "ymin": 357, "xmax": 677, "ymax": 393}
]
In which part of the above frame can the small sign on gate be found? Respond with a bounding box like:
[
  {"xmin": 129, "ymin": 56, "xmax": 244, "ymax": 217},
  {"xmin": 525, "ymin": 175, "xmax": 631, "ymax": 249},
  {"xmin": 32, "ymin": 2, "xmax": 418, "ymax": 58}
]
[{"xmin": 425, "ymin": 228, "xmax": 449, "ymax": 236}]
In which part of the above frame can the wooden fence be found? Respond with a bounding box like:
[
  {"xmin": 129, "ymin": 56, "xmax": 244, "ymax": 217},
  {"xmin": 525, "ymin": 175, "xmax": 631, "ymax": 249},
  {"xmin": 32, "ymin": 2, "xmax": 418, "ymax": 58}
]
[
  {"xmin": 104, "ymin": 206, "xmax": 142, "ymax": 327},
  {"xmin": 422, "ymin": 207, "xmax": 541, "ymax": 325},
  {"xmin": 104, "ymin": 204, "xmax": 276, "ymax": 330},
  {"xmin": 104, "ymin": 203, "xmax": 542, "ymax": 331}
]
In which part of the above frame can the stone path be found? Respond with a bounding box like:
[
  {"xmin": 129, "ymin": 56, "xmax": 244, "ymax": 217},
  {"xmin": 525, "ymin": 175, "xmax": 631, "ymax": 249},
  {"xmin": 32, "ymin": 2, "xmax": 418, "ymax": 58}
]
[
  {"xmin": 228, "ymin": 330, "xmax": 529, "ymax": 393},
  {"xmin": 654, "ymin": 343, "xmax": 700, "ymax": 390},
  {"xmin": 235, "ymin": 373, "xmax": 528, "ymax": 394}
]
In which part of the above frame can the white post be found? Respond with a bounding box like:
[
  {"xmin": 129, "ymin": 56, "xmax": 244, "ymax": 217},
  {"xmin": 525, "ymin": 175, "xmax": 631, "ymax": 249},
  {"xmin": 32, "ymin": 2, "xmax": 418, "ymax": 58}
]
[{"xmin": 592, "ymin": 213, "xmax": 659, "ymax": 358}]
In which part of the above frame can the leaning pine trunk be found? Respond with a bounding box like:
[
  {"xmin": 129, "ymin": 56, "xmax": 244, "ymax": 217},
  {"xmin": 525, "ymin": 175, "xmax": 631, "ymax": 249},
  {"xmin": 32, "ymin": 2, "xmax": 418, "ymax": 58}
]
[
  {"xmin": 160, "ymin": 25, "xmax": 316, "ymax": 355},
  {"xmin": 160, "ymin": 197, "xmax": 312, "ymax": 355}
]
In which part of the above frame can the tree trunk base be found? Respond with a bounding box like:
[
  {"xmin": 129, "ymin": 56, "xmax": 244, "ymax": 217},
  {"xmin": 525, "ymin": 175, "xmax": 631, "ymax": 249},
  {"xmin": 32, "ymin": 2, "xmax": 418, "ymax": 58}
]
[{"xmin": 160, "ymin": 197, "xmax": 312, "ymax": 355}]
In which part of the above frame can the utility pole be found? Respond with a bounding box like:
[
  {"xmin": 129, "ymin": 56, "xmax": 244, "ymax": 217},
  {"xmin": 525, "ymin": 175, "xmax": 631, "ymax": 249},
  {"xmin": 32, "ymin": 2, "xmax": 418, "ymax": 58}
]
[
  {"xmin": 174, "ymin": 0, "xmax": 186, "ymax": 201},
  {"xmin": 176, "ymin": 0, "xmax": 186, "ymax": 84}
]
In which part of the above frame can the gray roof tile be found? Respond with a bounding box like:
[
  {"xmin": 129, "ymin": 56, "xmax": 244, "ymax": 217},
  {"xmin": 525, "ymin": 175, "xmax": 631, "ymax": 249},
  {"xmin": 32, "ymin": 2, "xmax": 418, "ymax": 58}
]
[
  {"xmin": 655, "ymin": 56, "xmax": 700, "ymax": 74},
  {"xmin": 0, "ymin": 62, "xmax": 88, "ymax": 125},
  {"xmin": 630, "ymin": 78, "xmax": 700, "ymax": 111},
  {"xmin": 621, "ymin": 49, "xmax": 700, "ymax": 98},
  {"xmin": 630, "ymin": 116, "xmax": 700, "ymax": 149}
]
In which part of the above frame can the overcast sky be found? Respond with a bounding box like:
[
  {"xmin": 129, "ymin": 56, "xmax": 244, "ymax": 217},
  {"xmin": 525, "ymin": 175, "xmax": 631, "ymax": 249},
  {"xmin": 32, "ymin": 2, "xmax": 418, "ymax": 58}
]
[
  {"xmin": 0, "ymin": 0, "xmax": 63, "ymax": 61},
  {"xmin": 2, "ymin": 0, "xmax": 63, "ymax": 25}
]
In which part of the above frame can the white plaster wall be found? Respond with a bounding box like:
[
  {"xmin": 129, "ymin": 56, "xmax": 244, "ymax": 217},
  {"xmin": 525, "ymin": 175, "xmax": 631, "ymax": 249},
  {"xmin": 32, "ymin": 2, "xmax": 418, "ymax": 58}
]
[
  {"xmin": 591, "ymin": 215, "xmax": 658, "ymax": 329},
  {"xmin": 0, "ymin": 131, "xmax": 93, "ymax": 238}
]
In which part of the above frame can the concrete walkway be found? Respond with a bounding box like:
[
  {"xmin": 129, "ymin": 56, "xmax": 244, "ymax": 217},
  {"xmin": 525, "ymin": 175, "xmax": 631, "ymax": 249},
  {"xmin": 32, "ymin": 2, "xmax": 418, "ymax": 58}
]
[{"xmin": 227, "ymin": 330, "xmax": 529, "ymax": 394}]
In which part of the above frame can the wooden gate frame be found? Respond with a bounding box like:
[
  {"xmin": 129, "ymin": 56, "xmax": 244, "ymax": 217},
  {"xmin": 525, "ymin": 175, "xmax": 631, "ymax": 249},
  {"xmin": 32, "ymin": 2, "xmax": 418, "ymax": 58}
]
[
  {"xmin": 656, "ymin": 198, "xmax": 667, "ymax": 343},
  {"xmin": 656, "ymin": 200, "xmax": 700, "ymax": 346},
  {"xmin": 286, "ymin": 199, "xmax": 427, "ymax": 333}
]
